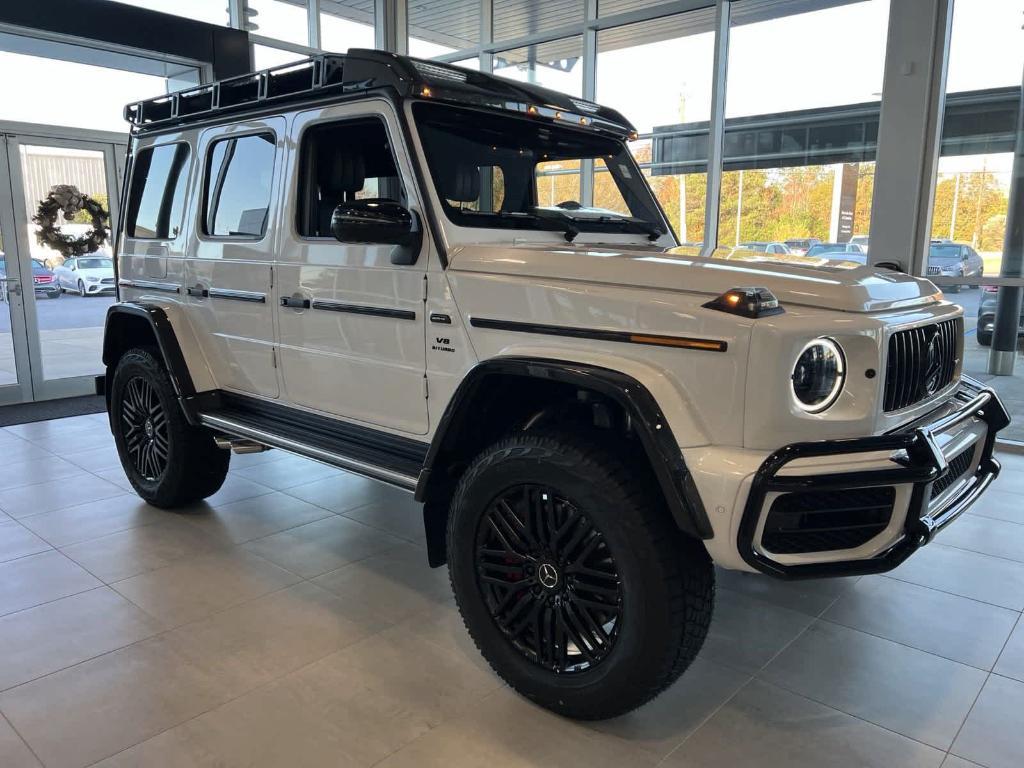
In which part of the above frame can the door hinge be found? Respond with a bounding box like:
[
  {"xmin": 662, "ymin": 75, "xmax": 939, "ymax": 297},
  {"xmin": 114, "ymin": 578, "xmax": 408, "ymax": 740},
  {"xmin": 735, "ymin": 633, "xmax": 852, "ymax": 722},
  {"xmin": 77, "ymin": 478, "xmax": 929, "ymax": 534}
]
[
  {"xmin": 271, "ymin": 347, "xmax": 277, "ymax": 368},
  {"xmin": 269, "ymin": 265, "xmax": 274, "ymax": 289},
  {"xmin": 422, "ymin": 274, "xmax": 428, "ymax": 302},
  {"xmin": 422, "ymin": 376, "xmax": 429, "ymax": 399}
]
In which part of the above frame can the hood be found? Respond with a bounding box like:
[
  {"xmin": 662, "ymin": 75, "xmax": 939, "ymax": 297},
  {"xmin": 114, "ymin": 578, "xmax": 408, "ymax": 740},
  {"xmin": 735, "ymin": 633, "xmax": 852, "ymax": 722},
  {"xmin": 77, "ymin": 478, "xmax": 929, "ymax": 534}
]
[
  {"xmin": 78, "ymin": 267, "xmax": 115, "ymax": 279},
  {"xmin": 447, "ymin": 243, "xmax": 942, "ymax": 313}
]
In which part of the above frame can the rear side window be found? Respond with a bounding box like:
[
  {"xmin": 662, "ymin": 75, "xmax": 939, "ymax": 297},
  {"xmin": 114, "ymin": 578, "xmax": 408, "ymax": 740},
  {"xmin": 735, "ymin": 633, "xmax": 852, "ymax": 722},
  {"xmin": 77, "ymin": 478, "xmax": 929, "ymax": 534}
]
[
  {"xmin": 203, "ymin": 133, "xmax": 276, "ymax": 238},
  {"xmin": 127, "ymin": 143, "xmax": 191, "ymax": 239}
]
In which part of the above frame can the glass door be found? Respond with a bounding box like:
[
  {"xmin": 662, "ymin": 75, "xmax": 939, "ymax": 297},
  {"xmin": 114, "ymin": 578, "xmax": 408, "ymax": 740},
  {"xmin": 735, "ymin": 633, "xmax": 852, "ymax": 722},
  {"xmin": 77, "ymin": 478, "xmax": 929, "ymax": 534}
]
[
  {"xmin": 3, "ymin": 134, "xmax": 125, "ymax": 402},
  {"xmin": 0, "ymin": 139, "xmax": 34, "ymax": 405}
]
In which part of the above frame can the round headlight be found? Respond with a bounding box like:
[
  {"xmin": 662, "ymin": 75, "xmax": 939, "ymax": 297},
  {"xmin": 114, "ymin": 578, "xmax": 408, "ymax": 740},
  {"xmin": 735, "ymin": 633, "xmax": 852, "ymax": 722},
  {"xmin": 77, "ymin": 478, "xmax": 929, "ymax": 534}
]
[{"xmin": 791, "ymin": 338, "xmax": 845, "ymax": 413}]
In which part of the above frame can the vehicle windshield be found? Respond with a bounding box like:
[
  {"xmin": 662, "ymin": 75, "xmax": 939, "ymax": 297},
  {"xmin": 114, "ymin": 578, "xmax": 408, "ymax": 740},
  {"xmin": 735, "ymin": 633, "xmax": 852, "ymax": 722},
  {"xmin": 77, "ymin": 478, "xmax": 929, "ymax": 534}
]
[
  {"xmin": 78, "ymin": 257, "xmax": 114, "ymax": 269},
  {"xmin": 929, "ymin": 244, "xmax": 961, "ymax": 262},
  {"xmin": 413, "ymin": 102, "xmax": 667, "ymax": 240}
]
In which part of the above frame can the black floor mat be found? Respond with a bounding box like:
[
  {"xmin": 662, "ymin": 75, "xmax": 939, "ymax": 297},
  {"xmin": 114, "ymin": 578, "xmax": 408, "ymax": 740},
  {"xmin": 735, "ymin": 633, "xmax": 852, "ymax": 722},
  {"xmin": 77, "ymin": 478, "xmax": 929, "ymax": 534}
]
[{"xmin": 0, "ymin": 395, "xmax": 106, "ymax": 427}]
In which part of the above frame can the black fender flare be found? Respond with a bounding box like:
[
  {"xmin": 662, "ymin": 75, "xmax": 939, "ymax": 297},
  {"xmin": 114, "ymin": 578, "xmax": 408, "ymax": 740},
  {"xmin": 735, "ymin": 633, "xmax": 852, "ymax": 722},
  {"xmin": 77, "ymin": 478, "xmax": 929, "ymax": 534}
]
[
  {"xmin": 416, "ymin": 357, "xmax": 714, "ymax": 547},
  {"xmin": 102, "ymin": 303, "xmax": 210, "ymax": 423}
]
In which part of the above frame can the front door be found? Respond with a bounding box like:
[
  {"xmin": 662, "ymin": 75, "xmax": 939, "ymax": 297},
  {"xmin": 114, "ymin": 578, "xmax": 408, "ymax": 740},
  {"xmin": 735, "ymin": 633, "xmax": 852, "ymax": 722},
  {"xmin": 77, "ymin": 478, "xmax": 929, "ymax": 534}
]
[
  {"xmin": 0, "ymin": 133, "xmax": 125, "ymax": 404},
  {"xmin": 275, "ymin": 101, "xmax": 429, "ymax": 435}
]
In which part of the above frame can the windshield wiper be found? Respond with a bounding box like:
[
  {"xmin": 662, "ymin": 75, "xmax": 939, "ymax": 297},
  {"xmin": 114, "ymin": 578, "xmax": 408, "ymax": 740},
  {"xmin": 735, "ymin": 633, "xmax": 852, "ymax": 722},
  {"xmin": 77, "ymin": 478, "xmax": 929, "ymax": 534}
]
[
  {"xmin": 462, "ymin": 208, "xmax": 580, "ymax": 242},
  {"xmin": 535, "ymin": 209, "xmax": 663, "ymax": 242}
]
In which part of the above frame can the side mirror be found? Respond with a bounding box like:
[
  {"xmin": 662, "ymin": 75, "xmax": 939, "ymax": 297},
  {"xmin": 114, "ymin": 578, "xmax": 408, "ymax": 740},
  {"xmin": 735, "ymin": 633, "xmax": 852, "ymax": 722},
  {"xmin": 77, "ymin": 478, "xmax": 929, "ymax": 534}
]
[{"xmin": 331, "ymin": 199, "xmax": 422, "ymax": 266}]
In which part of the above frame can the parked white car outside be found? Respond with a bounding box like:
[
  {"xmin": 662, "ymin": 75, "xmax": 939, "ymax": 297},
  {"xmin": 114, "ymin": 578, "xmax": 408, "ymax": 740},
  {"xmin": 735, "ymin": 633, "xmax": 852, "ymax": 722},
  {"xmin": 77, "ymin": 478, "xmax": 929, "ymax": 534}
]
[{"xmin": 53, "ymin": 255, "xmax": 116, "ymax": 295}]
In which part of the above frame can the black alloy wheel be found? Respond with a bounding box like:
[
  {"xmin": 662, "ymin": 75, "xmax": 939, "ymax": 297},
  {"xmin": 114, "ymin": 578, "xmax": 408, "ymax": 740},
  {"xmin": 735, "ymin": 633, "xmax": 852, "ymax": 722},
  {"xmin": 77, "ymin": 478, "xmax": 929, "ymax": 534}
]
[
  {"xmin": 120, "ymin": 375, "xmax": 170, "ymax": 481},
  {"xmin": 448, "ymin": 432, "xmax": 715, "ymax": 720},
  {"xmin": 476, "ymin": 483, "xmax": 622, "ymax": 673},
  {"xmin": 110, "ymin": 347, "xmax": 229, "ymax": 507}
]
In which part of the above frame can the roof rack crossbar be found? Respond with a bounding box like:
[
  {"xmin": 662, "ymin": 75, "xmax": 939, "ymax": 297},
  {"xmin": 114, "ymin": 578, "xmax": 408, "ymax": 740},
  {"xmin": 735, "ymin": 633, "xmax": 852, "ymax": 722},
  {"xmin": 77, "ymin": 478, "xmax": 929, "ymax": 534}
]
[{"xmin": 126, "ymin": 54, "xmax": 350, "ymax": 130}]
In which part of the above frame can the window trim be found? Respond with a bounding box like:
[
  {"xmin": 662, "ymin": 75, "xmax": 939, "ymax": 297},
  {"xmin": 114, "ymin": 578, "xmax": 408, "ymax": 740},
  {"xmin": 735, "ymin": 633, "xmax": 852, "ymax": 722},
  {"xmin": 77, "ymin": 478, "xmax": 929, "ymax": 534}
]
[
  {"xmin": 199, "ymin": 129, "xmax": 278, "ymax": 242},
  {"xmin": 125, "ymin": 141, "xmax": 192, "ymax": 242},
  {"xmin": 292, "ymin": 112, "xmax": 408, "ymax": 242}
]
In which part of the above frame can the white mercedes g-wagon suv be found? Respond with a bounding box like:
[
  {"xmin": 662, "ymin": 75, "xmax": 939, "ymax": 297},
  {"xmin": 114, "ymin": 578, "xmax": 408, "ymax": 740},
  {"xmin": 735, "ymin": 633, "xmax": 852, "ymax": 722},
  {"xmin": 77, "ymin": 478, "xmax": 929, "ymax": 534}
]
[{"xmin": 101, "ymin": 50, "xmax": 1009, "ymax": 720}]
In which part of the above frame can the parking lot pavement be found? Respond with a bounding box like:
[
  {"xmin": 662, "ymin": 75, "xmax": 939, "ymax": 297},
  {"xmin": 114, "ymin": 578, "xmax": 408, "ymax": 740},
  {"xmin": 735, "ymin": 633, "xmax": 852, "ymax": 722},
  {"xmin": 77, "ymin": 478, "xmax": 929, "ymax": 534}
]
[{"xmin": 0, "ymin": 293, "xmax": 113, "ymax": 385}]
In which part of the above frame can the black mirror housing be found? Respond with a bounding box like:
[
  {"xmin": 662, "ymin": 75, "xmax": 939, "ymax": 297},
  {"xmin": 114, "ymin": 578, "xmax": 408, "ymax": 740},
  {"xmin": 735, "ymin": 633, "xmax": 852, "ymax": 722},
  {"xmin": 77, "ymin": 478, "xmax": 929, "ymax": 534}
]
[{"xmin": 330, "ymin": 199, "xmax": 422, "ymax": 265}]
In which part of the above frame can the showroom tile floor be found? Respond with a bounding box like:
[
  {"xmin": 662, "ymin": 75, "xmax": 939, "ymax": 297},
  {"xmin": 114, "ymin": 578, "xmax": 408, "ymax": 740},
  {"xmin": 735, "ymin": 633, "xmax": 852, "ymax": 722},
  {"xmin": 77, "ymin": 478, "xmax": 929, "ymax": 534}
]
[{"xmin": 0, "ymin": 413, "xmax": 1022, "ymax": 767}]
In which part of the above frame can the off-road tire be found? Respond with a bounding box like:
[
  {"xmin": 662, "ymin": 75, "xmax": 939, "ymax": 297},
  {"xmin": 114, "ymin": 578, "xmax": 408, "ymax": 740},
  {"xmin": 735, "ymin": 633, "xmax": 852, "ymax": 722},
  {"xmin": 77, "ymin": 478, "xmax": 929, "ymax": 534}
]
[
  {"xmin": 447, "ymin": 431, "xmax": 714, "ymax": 720},
  {"xmin": 110, "ymin": 347, "xmax": 228, "ymax": 507}
]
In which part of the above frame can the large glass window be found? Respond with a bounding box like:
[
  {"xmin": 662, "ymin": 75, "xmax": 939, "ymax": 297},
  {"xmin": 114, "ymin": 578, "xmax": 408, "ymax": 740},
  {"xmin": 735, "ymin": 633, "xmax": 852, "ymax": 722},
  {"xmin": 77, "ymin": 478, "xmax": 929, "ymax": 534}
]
[
  {"xmin": 929, "ymin": 0, "xmax": 1024, "ymax": 443},
  {"xmin": 0, "ymin": 51, "xmax": 171, "ymax": 133},
  {"xmin": 203, "ymin": 134, "xmax": 276, "ymax": 238},
  {"xmin": 493, "ymin": 1, "xmax": 585, "ymax": 43},
  {"xmin": 320, "ymin": 2, "xmax": 375, "ymax": 52},
  {"xmin": 253, "ymin": 44, "xmax": 308, "ymax": 70},
  {"xmin": 408, "ymin": 0, "xmax": 479, "ymax": 59},
  {"xmin": 597, "ymin": 10, "xmax": 716, "ymax": 247},
  {"xmin": 247, "ymin": 0, "xmax": 310, "ymax": 47},
  {"xmin": 109, "ymin": 0, "xmax": 229, "ymax": 25},
  {"xmin": 493, "ymin": 37, "xmax": 584, "ymax": 97},
  {"xmin": 127, "ymin": 143, "xmax": 191, "ymax": 239},
  {"xmin": 714, "ymin": 0, "xmax": 890, "ymax": 256}
]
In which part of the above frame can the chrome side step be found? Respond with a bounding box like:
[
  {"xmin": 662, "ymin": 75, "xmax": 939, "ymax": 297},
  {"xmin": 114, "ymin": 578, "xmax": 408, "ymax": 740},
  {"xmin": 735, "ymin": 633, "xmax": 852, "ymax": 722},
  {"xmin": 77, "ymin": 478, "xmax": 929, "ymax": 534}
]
[{"xmin": 199, "ymin": 412, "xmax": 419, "ymax": 492}]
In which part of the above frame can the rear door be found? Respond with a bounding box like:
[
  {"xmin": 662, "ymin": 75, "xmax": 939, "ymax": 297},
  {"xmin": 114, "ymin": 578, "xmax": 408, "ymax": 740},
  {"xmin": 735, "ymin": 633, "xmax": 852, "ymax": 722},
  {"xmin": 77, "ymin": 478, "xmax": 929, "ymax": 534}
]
[
  {"xmin": 275, "ymin": 100, "xmax": 429, "ymax": 434},
  {"xmin": 183, "ymin": 119, "xmax": 285, "ymax": 398}
]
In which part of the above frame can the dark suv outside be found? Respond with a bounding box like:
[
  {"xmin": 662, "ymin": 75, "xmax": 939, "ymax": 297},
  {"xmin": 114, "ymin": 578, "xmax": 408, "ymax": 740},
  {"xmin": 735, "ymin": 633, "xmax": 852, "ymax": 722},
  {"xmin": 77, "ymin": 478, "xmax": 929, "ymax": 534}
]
[{"xmin": 977, "ymin": 285, "xmax": 1024, "ymax": 346}]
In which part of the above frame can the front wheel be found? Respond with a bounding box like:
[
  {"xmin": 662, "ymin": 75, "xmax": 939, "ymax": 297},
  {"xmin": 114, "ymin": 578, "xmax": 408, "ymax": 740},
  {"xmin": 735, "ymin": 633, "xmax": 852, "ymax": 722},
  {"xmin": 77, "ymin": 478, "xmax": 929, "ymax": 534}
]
[
  {"xmin": 447, "ymin": 432, "xmax": 714, "ymax": 720},
  {"xmin": 110, "ymin": 347, "xmax": 229, "ymax": 507}
]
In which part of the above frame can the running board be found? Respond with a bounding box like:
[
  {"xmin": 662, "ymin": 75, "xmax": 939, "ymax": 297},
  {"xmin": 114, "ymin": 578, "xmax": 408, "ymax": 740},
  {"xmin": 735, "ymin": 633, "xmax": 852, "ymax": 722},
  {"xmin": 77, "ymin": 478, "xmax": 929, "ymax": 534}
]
[{"xmin": 197, "ymin": 393, "xmax": 426, "ymax": 492}]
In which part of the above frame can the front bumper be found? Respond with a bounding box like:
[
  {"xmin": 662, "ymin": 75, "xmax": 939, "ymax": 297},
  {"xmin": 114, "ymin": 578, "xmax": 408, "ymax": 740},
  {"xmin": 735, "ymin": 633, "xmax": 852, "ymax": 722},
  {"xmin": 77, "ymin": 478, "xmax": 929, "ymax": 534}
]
[
  {"xmin": 737, "ymin": 378, "xmax": 1010, "ymax": 579},
  {"xmin": 84, "ymin": 282, "xmax": 116, "ymax": 295}
]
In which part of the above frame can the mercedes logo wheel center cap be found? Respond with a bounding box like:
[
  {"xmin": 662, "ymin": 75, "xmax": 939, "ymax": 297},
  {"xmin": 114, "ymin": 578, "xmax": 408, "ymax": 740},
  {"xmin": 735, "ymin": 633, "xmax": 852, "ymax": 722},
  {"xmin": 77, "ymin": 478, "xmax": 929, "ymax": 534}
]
[{"xmin": 537, "ymin": 562, "xmax": 560, "ymax": 590}]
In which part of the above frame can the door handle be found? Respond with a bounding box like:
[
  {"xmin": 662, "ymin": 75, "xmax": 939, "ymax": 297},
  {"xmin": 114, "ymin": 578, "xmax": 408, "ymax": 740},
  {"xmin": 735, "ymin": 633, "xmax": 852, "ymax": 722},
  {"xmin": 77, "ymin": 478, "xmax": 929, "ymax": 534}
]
[
  {"xmin": 280, "ymin": 296, "xmax": 310, "ymax": 309},
  {"xmin": 186, "ymin": 285, "xmax": 208, "ymax": 298}
]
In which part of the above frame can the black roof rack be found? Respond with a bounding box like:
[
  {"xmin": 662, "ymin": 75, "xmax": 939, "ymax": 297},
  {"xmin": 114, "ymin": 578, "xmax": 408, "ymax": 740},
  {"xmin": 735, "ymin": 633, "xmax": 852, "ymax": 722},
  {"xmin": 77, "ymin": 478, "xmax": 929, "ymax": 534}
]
[{"xmin": 124, "ymin": 49, "xmax": 635, "ymax": 138}]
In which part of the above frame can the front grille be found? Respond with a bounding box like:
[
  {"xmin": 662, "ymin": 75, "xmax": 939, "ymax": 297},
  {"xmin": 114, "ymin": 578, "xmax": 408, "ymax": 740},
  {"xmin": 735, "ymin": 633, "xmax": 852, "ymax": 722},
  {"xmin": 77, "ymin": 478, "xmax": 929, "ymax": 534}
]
[
  {"xmin": 929, "ymin": 446, "xmax": 974, "ymax": 501},
  {"xmin": 883, "ymin": 319, "xmax": 960, "ymax": 412},
  {"xmin": 927, "ymin": 266, "xmax": 940, "ymax": 275},
  {"xmin": 101, "ymin": 277, "xmax": 115, "ymax": 285},
  {"xmin": 761, "ymin": 487, "xmax": 896, "ymax": 555}
]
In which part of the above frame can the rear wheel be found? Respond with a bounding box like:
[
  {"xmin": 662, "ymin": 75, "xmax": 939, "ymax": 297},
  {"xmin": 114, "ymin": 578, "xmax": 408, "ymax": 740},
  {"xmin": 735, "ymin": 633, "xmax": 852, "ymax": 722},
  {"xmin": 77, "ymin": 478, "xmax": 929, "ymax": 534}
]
[
  {"xmin": 110, "ymin": 347, "xmax": 228, "ymax": 507},
  {"xmin": 447, "ymin": 432, "xmax": 714, "ymax": 720}
]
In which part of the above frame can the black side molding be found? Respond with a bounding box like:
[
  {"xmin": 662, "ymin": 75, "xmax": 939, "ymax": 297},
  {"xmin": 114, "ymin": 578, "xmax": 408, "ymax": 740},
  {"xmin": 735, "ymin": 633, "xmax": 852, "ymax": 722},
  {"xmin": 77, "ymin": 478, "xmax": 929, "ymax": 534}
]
[
  {"xmin": 417, "ymin": 357, "xmax": 714, "ymax": 542},
  {"xmin": 311, "ymin": 299, "xmax": 416, "ymax": 320},
  {"xmin": 469, "ymin": 317, "xmax": 727, "ymax": 353}
]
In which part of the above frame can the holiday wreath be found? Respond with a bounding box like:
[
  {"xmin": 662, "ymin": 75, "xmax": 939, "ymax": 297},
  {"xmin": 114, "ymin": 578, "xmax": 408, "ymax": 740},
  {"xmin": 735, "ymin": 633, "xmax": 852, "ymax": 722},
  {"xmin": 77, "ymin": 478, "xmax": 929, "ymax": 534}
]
[{"xmin": 32, "ymin": 184, "xmax": 110, "ymax": 261}]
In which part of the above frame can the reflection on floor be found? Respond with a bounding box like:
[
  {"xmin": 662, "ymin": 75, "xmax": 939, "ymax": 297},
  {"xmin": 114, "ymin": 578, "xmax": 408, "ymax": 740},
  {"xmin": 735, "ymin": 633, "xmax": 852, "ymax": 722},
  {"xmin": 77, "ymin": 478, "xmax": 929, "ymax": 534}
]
[{"xmin": 0, "ymin": 413, "xmax": 1022, "ymax": 767}]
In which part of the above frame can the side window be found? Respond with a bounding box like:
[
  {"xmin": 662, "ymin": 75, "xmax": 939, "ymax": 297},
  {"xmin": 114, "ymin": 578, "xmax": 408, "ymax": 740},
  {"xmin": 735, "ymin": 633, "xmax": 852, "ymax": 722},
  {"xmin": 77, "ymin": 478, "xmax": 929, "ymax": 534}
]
[
  {"xmin": 297, "ymin": 118, "xmax": 404, "ymax": 238},
  {"xmin": 127, "ymin": 143, "xmax": 191, "ymax": 239},
  {"xmin": 203, "ymin": 133, "xmax": 276, "ymax": 238}
]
